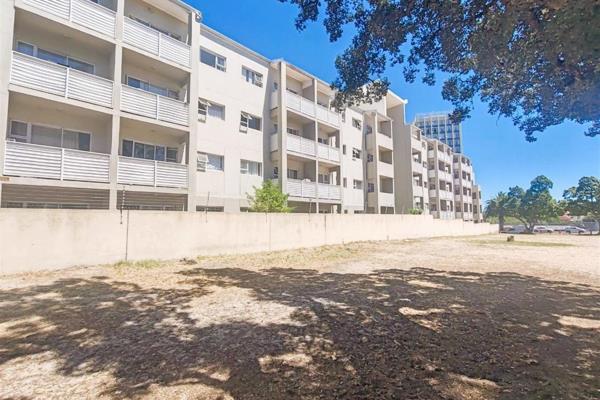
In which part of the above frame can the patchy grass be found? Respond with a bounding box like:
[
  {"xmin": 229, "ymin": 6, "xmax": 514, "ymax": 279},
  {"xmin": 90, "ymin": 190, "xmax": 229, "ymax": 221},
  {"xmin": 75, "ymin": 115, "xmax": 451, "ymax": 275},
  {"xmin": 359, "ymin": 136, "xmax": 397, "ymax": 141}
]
[
  {"xmin": 197, "ymin": 242, "xmax": 378, "ymax": 269},
  {"xmin": 112, "ymin": 259, "xmax": 163, "ymax": 269},
  {"xmin": 469, "ymin": 239, "xmax": 574, "ymax": 248}
]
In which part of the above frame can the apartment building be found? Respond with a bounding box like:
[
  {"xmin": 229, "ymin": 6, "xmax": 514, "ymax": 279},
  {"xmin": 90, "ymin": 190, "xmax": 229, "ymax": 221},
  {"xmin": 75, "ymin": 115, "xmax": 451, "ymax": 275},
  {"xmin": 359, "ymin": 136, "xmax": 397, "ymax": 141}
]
[
  {"xmin": 453, "ymin": 154, "xmax": 475, "ymax": 221},
  {"xmin": 426, "ymin": 139, "xmax": 455, "ymax": 220},
  {"xmin": 415, "ymin": 112, "xmax": 463, "ymax": 153},
  {"xmin": 472, "ymin": 184, "xmax": 484, "ymax": 223},
  {"xmin": 0, "ymin": 0, "xmax": 482, "ymax": 218},
  {"xmin": 0, "ymin": 0, "xmax": 201, "ymax": 211}
]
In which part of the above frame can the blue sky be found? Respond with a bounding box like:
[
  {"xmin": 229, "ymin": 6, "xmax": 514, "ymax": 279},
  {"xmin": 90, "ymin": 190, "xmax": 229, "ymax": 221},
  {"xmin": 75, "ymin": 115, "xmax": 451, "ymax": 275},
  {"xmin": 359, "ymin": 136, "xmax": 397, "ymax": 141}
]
[{"xmin": 188, "ymin": 0, "xmax": 600, "ymax": 202}]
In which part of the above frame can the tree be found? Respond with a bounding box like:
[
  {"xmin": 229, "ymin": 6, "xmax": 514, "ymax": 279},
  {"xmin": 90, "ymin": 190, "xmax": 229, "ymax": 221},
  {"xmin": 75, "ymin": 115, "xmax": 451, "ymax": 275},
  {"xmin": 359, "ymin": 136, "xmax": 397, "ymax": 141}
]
[
  {"xmin": 408, "ymin": 207, "xmax": 423, "ymax": 215},
  {"xmin": 280, "ymin": 0, "xmax": 600, "ymax": 141},
  {"xmin": 248, "ymin": 181, "xmax": 293, "ymax": 213},
  {"xmin": 485, "ymin": 192, "xmax": 517, "ymax": 232},
  {"xmin": 563, "ymin": 176, "xmax": 600, "ymax": 234},
  {"xmin": 507, "ymin": 176, "xmax": 562, "ymax": 233}
]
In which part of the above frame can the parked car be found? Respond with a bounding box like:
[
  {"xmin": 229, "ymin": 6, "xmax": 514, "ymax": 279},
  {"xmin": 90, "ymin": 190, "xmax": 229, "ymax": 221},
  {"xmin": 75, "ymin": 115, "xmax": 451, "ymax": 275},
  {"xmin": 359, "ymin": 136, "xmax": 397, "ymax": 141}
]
[
  {"xmin": 563, "ymin": 226, "xmax": 587, "ymax": 234},
  {"xmin": 533, "ymin": 226, "xmax": 554, "ymax": 233}
]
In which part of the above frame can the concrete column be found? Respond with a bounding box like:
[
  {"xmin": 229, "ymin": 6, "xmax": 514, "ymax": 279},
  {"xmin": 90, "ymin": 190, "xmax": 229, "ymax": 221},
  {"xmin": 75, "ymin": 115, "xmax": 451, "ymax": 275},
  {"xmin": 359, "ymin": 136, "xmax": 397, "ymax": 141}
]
[
  {"xmin": 0, "ymin": 1, "xmax": 15, "ymax": 205},
  {"xmin": 277, "ymin": 62, "xmax": 287, "ymax": 191},
  {"xmin": 108, "ymin": 0, "xmax": 125, "ymax": 210},
  {"xmin": 186, "ymin": 12, "xmax": 201, "ymax": 212}
]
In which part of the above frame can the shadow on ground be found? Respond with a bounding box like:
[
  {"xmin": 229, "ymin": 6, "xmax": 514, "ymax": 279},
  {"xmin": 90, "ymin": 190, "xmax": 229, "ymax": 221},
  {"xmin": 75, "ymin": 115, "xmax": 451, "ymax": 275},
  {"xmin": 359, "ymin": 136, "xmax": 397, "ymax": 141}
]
[{"xmin": 0, "ymin": 266, "xmax": 598, "ymax": 399}]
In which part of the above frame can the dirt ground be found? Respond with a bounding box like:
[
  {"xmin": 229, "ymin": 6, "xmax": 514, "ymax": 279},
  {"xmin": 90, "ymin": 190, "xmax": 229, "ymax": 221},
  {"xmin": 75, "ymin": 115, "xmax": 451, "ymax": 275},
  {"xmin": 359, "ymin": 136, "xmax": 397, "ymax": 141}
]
[{"xmin": 0, "ymin": 234, "xmax": 598, "ymax": 400}]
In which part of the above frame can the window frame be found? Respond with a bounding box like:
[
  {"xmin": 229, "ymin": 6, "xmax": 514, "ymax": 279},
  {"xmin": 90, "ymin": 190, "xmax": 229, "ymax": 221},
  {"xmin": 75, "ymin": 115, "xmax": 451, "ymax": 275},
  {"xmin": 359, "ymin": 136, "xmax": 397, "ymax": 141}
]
[
  {"xmin": 240, "ymin": 112, "xmax": 262, "ymax": 132},
  {"xmin": 197, "ymin": 151, "xmax": 224, "ymax": 172},
  {"xmin": 198, "ymin": 98, "xmax": 225, "ymax": 122},
  {"xmin": 126, "ymin": 75, "xmax": 179, "ymax": 100},
  {"xmin": 9, "ymin": 119, "xmax": 92, "ymax": 151},
  {"xmin": 240, "ymin": 159, "xmax": 262, "ymax": 176},
  {"xmin": 16, "ymin": 41, "xmax": 95, "ymax": 75},
  {"xmin": 121, "ymin": 138, "xmax": 178, "ymax": 163},
  {"xmin": 200, "ymin": 48, "xmax": 227, "ymax": 72},
  {"xmin": 242, "ymin": 66, "xmax": 263, "ymax": 87}
]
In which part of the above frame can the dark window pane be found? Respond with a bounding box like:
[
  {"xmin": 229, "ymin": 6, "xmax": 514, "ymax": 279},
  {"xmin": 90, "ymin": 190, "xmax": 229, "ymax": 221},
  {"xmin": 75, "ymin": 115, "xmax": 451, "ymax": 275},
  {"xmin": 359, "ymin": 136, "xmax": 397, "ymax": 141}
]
[
  {"xmin": 78, "ymin": 133, "xmax": 90, "ymax": 151},
  {"xmin": 134, "ymin": 142, "xmax": 145, "ymax": 158},
  {"xmin": 37, "ymin": 49, "xmax": 67, "ymax": 66},
  {"xmin": 17, "ymin": 42, "xmax": 34, "ymax": 56},
  {"xmin": 155, "ymin": 146, "xmax": 165, "ymax": 161},
  {"xmin": 166, "ymin": 148, "xmax": 177, "ymax": 162},
  {"xmin": 122, "ymin": 140, "xmax": 133, "ymax": 157},
  {"xmin": 144, "ymin": 144, "xmax": 155, "ymax": 160}
]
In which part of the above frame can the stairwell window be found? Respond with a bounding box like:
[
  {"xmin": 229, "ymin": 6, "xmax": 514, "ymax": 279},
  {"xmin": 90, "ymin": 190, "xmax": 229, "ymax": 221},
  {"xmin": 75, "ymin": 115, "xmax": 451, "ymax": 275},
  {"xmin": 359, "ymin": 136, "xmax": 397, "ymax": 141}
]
[
  {"xmin": 367, "ymin": 183, "xmax": 375, "ymax": 193},
  {"xmin": 242, "ymin": 66, "xmax": 263, "ymax": 87},
  {"xmin": 240, "ymin": 112, "xmax": 261, "ymax": 132},
  {"xmin": 198, "ymin": 99, "xmax": 225, "ymax": 122},
  {"xmin": 200, "ymin": 49, "xmax": 226, "ymax": 72},
  {"xmin": 352, "ymin": 148, "xmax": 361, "ymax": 160},
  {"xmin": 240, "ymin": 160, "xmax": 262, "ymax": 176},
  {"xmin": 353, "ymin": 180, "xmax": 363, "ymax": 190},
  {"xmin": 197, "ymin": 152, "xmax": 224, "ymax": 172},
  {"xmin": 352, "ymin": 118, "xmax": 362, "ymax": 130}
]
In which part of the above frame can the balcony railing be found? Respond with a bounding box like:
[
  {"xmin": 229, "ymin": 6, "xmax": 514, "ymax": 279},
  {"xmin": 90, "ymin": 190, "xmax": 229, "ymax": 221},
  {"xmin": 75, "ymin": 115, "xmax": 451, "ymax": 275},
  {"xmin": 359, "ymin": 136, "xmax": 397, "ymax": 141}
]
[
  {"xmin": 287, "ymin": 134, "xmax": 316, "ymax": 157},
  {"xmin": 378, "ymin": 161, "xmax": 394, "ymax": 178},
  {"xmin": 378, "ymin": 192, "xmax": 395, "ymax": 207},
  {"xmin": 317, "ymin": 143, "xmax": 340, "ymax": 163},
  {"xmin": 4, "ymin": 141, "xmax": 110, "ymax": 183},
  {"xmin": 123, "ymin": 17, "xmax": 191, "ymax": 68},
  {"xmin": 11, "ymin": 52, "xmax": 114, "ymax": 108},
  {"xmin": 117, "ymin": 156, "xmax": 188, "ymax": 188},
  {"xmin": 318, "ymin": 183, "xmax": 341, "ymax": 200},
  {"xmin": 287, "ymin": 179, "xmax": 316, "ymax": 199},
  {"xmin": 286, "ymin": 91, "xmax": 316, "ymax": 118},
  {"xmin": 121, "ymin": 85, "xmax": 189, "ymax": 126},
  {"xmin": 22, "ymin": 0, "xmax": 116, "ymax": 38},
  {"xmin": 316, "ymin": 104, "xmax": 340, "ymax": 127}
]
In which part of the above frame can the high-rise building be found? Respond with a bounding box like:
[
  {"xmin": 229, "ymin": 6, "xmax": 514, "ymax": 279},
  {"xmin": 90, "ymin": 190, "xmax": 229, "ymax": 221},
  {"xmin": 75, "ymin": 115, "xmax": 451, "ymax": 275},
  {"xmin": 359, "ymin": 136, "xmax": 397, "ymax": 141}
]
[{"xmin": 414, "ymin": 112, "xmax": 463, "ymax": 153}]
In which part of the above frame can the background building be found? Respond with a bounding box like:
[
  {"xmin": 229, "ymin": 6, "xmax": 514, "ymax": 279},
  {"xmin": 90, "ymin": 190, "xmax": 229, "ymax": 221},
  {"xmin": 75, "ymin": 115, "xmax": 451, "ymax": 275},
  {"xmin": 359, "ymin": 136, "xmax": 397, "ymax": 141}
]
[{"xmin": 414, "ymin": 112, "xmax": 463, "ymax": 153}]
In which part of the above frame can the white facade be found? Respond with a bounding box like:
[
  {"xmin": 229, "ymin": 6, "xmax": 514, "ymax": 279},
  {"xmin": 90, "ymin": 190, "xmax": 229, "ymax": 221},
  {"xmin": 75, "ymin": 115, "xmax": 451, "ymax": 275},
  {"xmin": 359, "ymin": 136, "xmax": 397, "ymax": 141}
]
[{"xmin": 0, "ymin": 0, "xmax": 482, "ymax": 218}]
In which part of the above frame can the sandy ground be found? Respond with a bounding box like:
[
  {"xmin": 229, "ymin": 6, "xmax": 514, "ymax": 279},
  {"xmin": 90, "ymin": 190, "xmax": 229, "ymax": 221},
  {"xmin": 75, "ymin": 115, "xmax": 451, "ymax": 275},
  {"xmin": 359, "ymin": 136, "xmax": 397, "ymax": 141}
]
[{"xmin": 0, "ymin": 234, "xmax": 598, "ymax": 399}]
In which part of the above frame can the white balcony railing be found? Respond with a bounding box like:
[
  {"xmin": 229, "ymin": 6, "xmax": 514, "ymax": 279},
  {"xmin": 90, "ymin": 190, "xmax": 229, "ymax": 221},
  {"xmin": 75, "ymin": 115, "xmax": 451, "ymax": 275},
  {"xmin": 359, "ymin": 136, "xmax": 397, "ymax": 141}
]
[
  {"xmin": 287, "ymin": 179, "xmax": 316, "ymax": 199},
  {"xmin": 318, "ymin": 183, "xmax": 341, "ymax": 200},
  {"xmin": 121, "ymin": 85, "xmax": 189, "ymax": 126},
  {"xmin": 11, "ymin": 52, "xmax": 114, "ymax": 108},
  {"xmin": 117, "ymin": 156, "xmax": 188, "ymax": 188},
  {"xmin": 317, "ymin": 143, "xmax": 340, "ymax": 163},
  {"xmin": 123, "ymin": 17, "xmax": 191, "ymax": 68},
  {"xmin": 379, "ymin": 192, "xmax": 395, "ymax": 207},
  {"xmin": 287, "ymin": 134, "xmax": 316, "ymax": 157},
  {"xmin": 378, "ymin": 161, "xmax": 394, "ymax": 178},
  {"xmin": 22, "ymin": 0, "xmax": 116, "ymax": 38},
  {"xmin": 378, "ymin": 132, "xmax": 393, "ymax": 149},
  {"xmin": 4, "ymin": 141, "xmax": 110, "ymax": 183},
  {"xmin": 316, "ymin": 104, "xmax": 340, "ymax": 127},
  {"xmin": 286, "ymin": 91, "xmax": 316, "ymax": 117}
]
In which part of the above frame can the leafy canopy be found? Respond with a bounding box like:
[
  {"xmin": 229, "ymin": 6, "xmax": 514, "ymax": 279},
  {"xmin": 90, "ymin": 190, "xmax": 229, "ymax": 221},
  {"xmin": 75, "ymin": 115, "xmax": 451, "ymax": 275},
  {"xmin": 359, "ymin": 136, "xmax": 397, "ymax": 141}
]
[
  {"xmin": 506, "ymin": 176, "xmax": 562, "ymax": 232},
  {"xmin": 485, "ymin": 191, "xmax": 518, "ymax": 230},
  {"xmin": 563, "ymin": 176, "xmax": 600, "ymax": 220},
  {"xmin": 280, "ymin": 0, "xmax": 600, "ymax": 141},
  {"xmin": 248, "ymin": 180, "xmax": 293, "ymax": 213}
]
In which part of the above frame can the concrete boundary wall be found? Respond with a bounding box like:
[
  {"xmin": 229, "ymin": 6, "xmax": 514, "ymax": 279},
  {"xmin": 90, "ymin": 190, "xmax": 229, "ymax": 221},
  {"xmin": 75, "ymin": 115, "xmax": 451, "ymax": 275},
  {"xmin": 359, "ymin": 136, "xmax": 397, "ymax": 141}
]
[{"xmin": 0, "ymin": 210, "xmax": 498, "ymax": 274}]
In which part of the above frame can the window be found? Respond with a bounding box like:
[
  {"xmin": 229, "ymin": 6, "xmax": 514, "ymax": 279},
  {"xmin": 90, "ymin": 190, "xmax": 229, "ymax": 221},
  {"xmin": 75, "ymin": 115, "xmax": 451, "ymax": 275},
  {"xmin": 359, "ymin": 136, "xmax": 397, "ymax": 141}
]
[
  {"xmin": 196, "ymin": 206, "xmax": 225, "ymax": 212},
  {"xmin": 240, "ymin": 160, "xmax": 262, "ymax": 176},
  {"xmin": 367, "ymin": 183, "xmax": 375, "ymax": 193},
  {"xmin": 240, "ymin": 112, "xmax": 261, "ymax": 132},
  {"xmin": 343, "ymin": 178, "xmax": 347, "ymax": 188},
  {"xmin": 367, "ymin": 153, "xmax": 374, "ymax": 163},
  {"xmin": 242, "ymin": 66, "xmax": 263, "ymax": 87},
  {"xmin": 17, "ymin": 42, "xmax": 94, "ymax": 74},
  {"xmin": 287, "ymin": 169, "xmax": 298, "ymax": 179},
  {"xmin": 122, "ymin": 139, "xmax": 177, "ymax": 162},
  {"xmin": 127, "ymin": 77, "xmax": 178, "ymax": 99},
  {"xmin": 352, "ymin": 148, "xmax": 361, "ymax": 160},
  {"xmin": 198, "ymin": 99, "xmax": 225, "ymax": 121},
  {"xmin": 10, "ymin": 121, "xmax": 91, "ymax": 151},
  {"xmin": 318, "ymin": 174, "xmax": 330, "ymax": 184},
  {"xmin": 365, "ymin": 125, "xmax": 373, "ymax": 135},
  {"xmin": 352, "ymin": 118, "xmax": 362, "ymax": 130},
  {"xmin": 197, "ymin": 152, "xmax": 224, "ymax": 172},
  {"xmin": 342, "ymin": 145, "xmax": 346, "ymax": 155},
  {"xmin": 287, "ymin": 127, "xmax": 299, "ymax": 136},
  {"xmin": 200, "ymin": 49, "xmax": 226, "ymax": 71},
  {"xmin": 353, "ymin": 180, "xmax": 363, "ymax": 190}
]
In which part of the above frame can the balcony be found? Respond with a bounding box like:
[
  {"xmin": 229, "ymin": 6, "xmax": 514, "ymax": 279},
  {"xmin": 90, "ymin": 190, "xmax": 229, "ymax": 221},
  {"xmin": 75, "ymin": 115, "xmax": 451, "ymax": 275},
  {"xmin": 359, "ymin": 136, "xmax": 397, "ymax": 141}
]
[
  {"xmin": 286, "ymin": 134, "xmax": 316, "ymax": 158},
  {"xmin": 123, "ymin": 17, "xmax": 191, "ymax": 68},
  {"xmin": 411, "ymin": 160, "xmax": 424, "ymax": 172},
  {"xmin": 378, "ymin": 161, "xmax": 394, "ymax": 178},
  {"xmin": 10, "ymin": 52, "xmax": 114, "ymax": 109},
  {"xmin": 21, "ymin": 0, "xmax": 116, "ymax": 38},
  {"xmin": 316, "ymin": 104, "xmax": 340, "ymax": 127},
  {"xmin": 121, "ymin": 85, "xmax": 189, "ymax": 127},
  {"xmin": 317, "ymin": 143, "xmax": 340, "ymax": 163},
  {"xmin": 318, "ymin": 183, "xmax": 341, "ymax": 201},
  {"xmin": 378, "ymin": 132, "xmax": 393, "ymax": 150},
  {"xmin": 379, "ymin": 192, "xmax": 395, "ymax": 207},
  {"xmin": 434, "ymin": 211, "xmax": 454, "ymax": 220},
  {"xmin": 286, "ymin": 179, "xmax": 316, "ymax": 199},
  {"xmin": 413, "ymin": 185, "xmax": 424, "ymax": 197},
  {"xmin": 285, "ymin": 91, "xmax": 316, "ymax": 118},
  {"xmin": 117, "ymin": 156, "xmax": 188, "ymax": 188},
  {"xmin": 4, "ymin": 141, "xmax": 110, "ymax": 183}
]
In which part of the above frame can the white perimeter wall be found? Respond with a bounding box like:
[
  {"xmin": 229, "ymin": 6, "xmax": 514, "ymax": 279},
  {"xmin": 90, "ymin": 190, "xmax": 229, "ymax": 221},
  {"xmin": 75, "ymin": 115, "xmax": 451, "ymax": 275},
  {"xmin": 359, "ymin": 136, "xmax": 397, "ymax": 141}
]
[{"xmin": 0, "ymin": 210, "xmax": 497, "ymax": 274}]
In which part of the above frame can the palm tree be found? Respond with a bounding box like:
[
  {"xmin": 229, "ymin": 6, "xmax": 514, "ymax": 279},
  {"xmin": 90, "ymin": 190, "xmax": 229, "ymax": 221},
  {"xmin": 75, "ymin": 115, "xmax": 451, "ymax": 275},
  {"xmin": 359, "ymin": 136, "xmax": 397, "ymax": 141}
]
[{"xmin": 485, "ymin": 192, "xmax": 515, "ymax": 233}]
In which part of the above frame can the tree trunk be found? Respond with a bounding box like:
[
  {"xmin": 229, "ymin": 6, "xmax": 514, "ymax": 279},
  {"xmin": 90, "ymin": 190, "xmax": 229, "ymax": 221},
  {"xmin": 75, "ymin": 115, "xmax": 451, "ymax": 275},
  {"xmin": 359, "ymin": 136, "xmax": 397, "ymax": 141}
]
[{"xmin": 498, "ymin": 212, "xmax": 505, "ymax": 233}]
